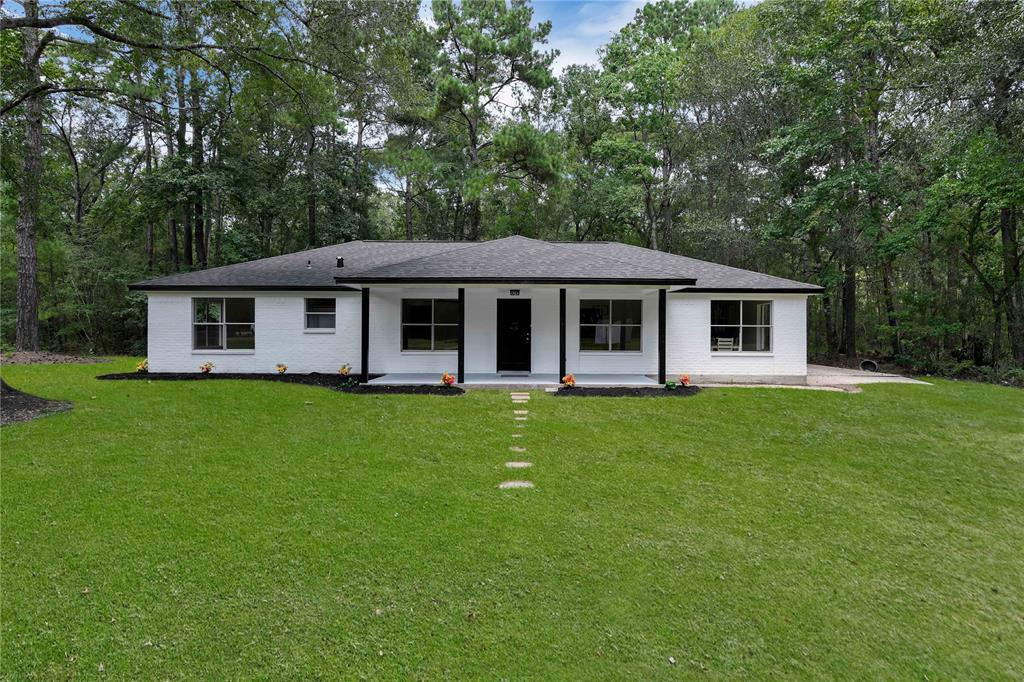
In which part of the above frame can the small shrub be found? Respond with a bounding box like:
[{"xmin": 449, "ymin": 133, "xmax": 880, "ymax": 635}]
[
  {"xmin": 199, "ymin": 361, "xmax": 215, "ymax": 374},
  {"xmin": 665, "ymin": 380, "xmax": 677, "ymax": 390},
  {"xmin": 276, "ymin": 363, "xmax": 288, "ymax": 374},
  {"xmin": 136, "ymin": 359, "xmax": 148, "ymax": 373},
  {"xmin": 338, "ymin": 363, "xmax": 351, "ymax": 376},
  {"xmin": 440, "ymin": 371, "xmax": 456, "ymax": 386},
  {"xmin": 679, "ymin": 374, "xmax": 691, "ymax": 386},
  {"xmin": 561, "ymin": 373, "xmax": 576, "ymax": 388}
]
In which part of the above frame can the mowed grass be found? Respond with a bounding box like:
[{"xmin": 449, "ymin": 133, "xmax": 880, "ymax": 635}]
[{"xmin": 1, "ymin": 360, "xmax": 1022, "ymax": 680}]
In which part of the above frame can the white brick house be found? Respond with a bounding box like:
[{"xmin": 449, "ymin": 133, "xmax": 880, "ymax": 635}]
[{"xmin": 132, "ymin": 236, "xmax": 822, "ymax": 385}]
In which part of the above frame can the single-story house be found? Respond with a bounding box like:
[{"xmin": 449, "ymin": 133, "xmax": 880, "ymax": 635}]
[{"xmin": 130, "ymin": 236, "xmax": 823, "ymax": 385}]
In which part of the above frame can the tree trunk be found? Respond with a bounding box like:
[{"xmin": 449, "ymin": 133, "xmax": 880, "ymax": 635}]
[
  {"xmin": 190, "ymin": 70, "xmax": 206, "ymax": 268},
  {"xmin": 176, "ymin": 65, "xmax": 192, "ymax": 267},
  {"xmin": 1000, "ymin": 207, "xmax": 1023, "ymax": 364},
  {"xmin": 881, "ymin": 261, "xmax": 900, "ymax": 358},
  {"xmin": 15, "ymin": 0, "xmax": 42, "ymax": 351},
  {"xmin": 305, "ymin": 127, "xmax": 317, "ymax": 247},
  {"xmin": 404, "ymin": 175, "xmax": 414, "ymax": 240},
  {"xmin": 841, "ymin": 261, "xmax": 857, "ymax": 357},
  {"xmin": 141, "ymin": 97, "xmax": 155, "ymax": 271}
]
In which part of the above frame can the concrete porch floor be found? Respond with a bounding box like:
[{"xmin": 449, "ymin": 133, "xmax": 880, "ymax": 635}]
[
  {"xmin": 367, "ymin": 373, "xmax": 658, "ymax": 387},
  {"xmin": 806, "ymin": 364, "xmax": 930, "ymax": 386}
]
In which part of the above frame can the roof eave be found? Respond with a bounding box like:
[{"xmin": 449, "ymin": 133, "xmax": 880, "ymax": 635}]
[
  {"xmin": 129, "ymin": 283, "xmax": 361, "ymax": 292},
  {"xmin": 670, "ymin": 286, "xmax": 824, "ymax": 294},
  {"xmin": 334, "ymin": 276, "xmax": 698, "ymax": 286}
]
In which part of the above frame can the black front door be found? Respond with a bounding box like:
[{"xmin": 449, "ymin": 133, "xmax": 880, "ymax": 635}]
[{"xmin": 496, "ymin": 299, "xmax": 531, "ymax": 372}]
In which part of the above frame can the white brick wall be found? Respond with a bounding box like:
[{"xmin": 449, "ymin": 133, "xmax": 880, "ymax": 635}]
[
  {"xmin": 146, "ymin": 291, "xmax": 361, "ymax": 374},
  {"xmin": 666, "ymin": 293, "xmax": 808, "ymax": 381},
  {"xmin": 146, "ymin": 288, "xmax": 810, "ymax": 380}
]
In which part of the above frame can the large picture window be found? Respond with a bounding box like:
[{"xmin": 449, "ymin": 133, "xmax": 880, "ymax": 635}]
[
  {"xmin": 579, "ymin": 299, "xmax": 642, "ymax": 351},
  {"xmin": 305, "ymin": 298, "xmax": 336, "ymax": 330},
  {"xmin": 193, "ymin": 298, "xmax": 255, "ymax": 350},
  {"xmin": 711, "ymin": 300, "xmax": 771, "ymax": 352},
  {"xmin": 401, "ymin": 298, "xmax": 459, "ymax": 351}
]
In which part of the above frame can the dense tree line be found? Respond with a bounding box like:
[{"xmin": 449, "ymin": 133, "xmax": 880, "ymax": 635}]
[{"xmin": 1, "ymin": 0, "xmax": 1022, "ymax": 380}]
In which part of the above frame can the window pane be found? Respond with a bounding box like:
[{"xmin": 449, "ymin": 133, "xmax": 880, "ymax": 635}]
[
  {"xmin": 305, "ymin": 298, "xmax": 335, "ymax": 314},
  {"xmin": 742, "ymin": 326, "xmax": 771, "ymax": 352},
  {"xmin": 434, "ymin": 324, "xmax": 459, "ymax": 350},
  {"xmin": 225, "ymin": 298, "xmax": 255, "ymax": 324},
  {"xmin": 402, "ymin": 299, "xmax": 432, "ymax": 324},
  {"xmin": 306, "ymin": 313, "xmax": 335, "ymax": 329},
  {"xmin": 579, "ymin": 325, "xmax": 609, "ymax": 351},
  {"xmin": 402, "ymin": 324, "xmax": 432, "ymax": 350},
  {"xmin": 743, "ymin": 301, "xmax": 771, "ymax": 326},
  {"xmin": 711, "ymin": 326, "xmax": 740, "ymax": 351},
  {"xmin": 195, "ymin": 298, "xmax": 222, "ymax": 324},
  {"xmin": 611, "ymin": 300, "xmax": 642, "ymax": 325},
  {"xmin": 226, "ymin": 324, "xmax": 255, "ymax": 349},
  {"xmin": 611, "ymin": 325, "xmax": 642, "ymax": 351},
  {"xmin": 434, "ymin": 299, "xmax": 460, "ymax": 325},
  {"xmin": 194, "ymin": 324, "xmax": 222, "ymax": 350},
  {"xmin": 711, "ymin": 300, "xmax": 740, "ymax": 325},
  {"xmin": 580, "ymin": 300, "xmax": 610, "ymax": 325}
]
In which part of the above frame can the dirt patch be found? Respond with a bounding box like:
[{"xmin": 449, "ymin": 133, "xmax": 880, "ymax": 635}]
[
  {"xmin": 2, "ymin": 351, "xmax": 108, "ymax": 365},
  {"xmin": 97, "ymin": 372, "xmax": 463, "ymax": 395},
  {"xmin": 1, "ymin": 379, "xmax": 71, "ymax": 425},
  {"xmin": 556, "ymin": 385, "xmax": 701, "ymax": 398}
]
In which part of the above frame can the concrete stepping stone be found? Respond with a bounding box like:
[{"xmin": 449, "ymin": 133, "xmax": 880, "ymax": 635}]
[
  {"xmin": 514, "ymin": 416, "xmax": 527, "ymax": 421},
  {"xmin": 511, "ymin": 433, "xmax": 523, "ymax": 438},
  {"xmin": 513, "ymin": 410, "xmax": 528, "ymax": 415},
  {"xmin": 499, "ymin": 480, "xmax": 534, "ymax": 489},
  {"xmin": 505, "ymin": 461, "xmax": 532, "ymax": 469},
  {"xmin": 509, "ymin": 446, "xmax": 526, "ymax": 452}
]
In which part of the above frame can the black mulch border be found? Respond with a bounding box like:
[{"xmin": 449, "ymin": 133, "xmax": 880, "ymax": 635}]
[
  {"xmin": 96, "ymin": 372, "xmax": 464, "ymax": 395},
  {"xmin": 555, "ymin": 385, "xmax": 701, "ymax": 397},
  {"xmin": 1, "ymin": 378, "xmax": 72, "ymax": 425}
]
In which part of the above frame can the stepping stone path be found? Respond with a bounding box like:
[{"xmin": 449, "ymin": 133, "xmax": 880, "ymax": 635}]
[{"xmin": 500, "ymin": 392, "xmax": 535, "ymax": 490}]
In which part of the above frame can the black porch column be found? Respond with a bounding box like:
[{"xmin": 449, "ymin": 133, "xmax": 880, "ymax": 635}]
[
  {"xmin": 559, "ymin": 288, "xmax": 566, "ymax": 379},
  {"xmin": 457, "ymin": 288, "xmax": 465, "ymax": 383},
  {"xmin": 361, "ymin": 287, "xmax": 370, "ymax": 382},
  {"xmin": 658, "ymin": 288, "xmax": 667, "ymax": 384}
]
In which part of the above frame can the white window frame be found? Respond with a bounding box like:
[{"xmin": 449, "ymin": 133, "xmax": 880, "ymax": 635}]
[
  {"xmin": 304, "ymin": 297, "xmax": 336, "ymax": 333},
  {"xmin": 400, "ymin": 298, "xmax": 459, "ymax": 352},
  {"xmin": 710, "ymin": 299, "xmax": 772, "ymax": 353},
  {"xmin": 192, "ymin": 297, "xmax": 256, "ymax": 352},
  {"xmin": 579, "ymin": 299, "xmax": 643, "ymax": 353}
]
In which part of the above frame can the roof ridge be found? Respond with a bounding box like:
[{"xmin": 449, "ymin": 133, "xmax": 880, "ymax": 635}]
[
  {"xmin": 338, "ymin": 239, "xmax": 488, "ymax": 278},
  {"xmin": 601, "ymin": 242, "xmax": 814, "ymax": 287},
  {"xmin": 544, "ymin": 238, "xmax": 682, "ymax": 276}
]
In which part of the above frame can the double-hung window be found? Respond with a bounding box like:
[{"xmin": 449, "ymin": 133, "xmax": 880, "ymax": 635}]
[
  {"xmin": 401, "ymin": 299, "xmax": 459, "ymax": 351},
  {"xmin": 579, "ymin": 299, "xmax": 642, "ymax": 351},
  {"xmin": 710, "ymin": 300, "xmax": 772, "ymax": 352},
  {"xmin": 305, "ymin": 298, "xmax": 336, "ymax": 330},
  {"xmin": 193, "ymin": 298, "xmax": 255, "ymax": 350}
]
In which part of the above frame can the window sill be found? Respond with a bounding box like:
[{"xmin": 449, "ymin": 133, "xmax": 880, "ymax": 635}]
[
  {"xmin": 303, "ymin": 329, "xmax": 336, "ymax": 334},
  {"xmin": 710, "ymin": 351, "xmax": 774, "ymax": 357},
  {"xmin": 578, "ymin": 350, "xmax": 644, "ymax": 354},
  {"xmin": 191, "ymin": 350, "xmax": 256, "ymax": 355},
  {"xmin": 400, "ymin": 350, "xmax": 458, "ymax": 354}
]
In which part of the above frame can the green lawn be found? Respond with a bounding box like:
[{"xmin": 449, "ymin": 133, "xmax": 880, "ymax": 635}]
[{"xmin": 2, "ymin": 360, "xmax": 1022, "ymax": 680}]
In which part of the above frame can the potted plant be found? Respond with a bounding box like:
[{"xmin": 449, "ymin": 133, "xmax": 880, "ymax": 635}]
[
  {"xmin": 338, "ymin": 363, "xmax": 351, "ymax": 376},
  {"xmin": 561, "ymin": 373, "xmax": 576, "ymax": 388},
  {"xmin": 679, "ymin": 374, "xmax": 691, "ymax": 387},
  {"xmin": 276, "ymin": 363, "xmax": 288, "ymax": 374},
  {"xmin": 440, "ymin": 371, "xmax": 456, "ymax": 387},
  {"xmin": 199, "ymin": 361, "xmax": 215, "ymax": 374}
]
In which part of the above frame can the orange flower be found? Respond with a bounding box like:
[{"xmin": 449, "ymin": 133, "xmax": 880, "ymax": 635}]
[{"xmin": 680, "ymin": 374, "xmax": 691, "ymax": 386}]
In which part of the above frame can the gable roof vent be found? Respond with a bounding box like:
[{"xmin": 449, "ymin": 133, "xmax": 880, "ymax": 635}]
[{"xmin": 336, "ymin": 256, "xmax": 344, "ymax": 268}]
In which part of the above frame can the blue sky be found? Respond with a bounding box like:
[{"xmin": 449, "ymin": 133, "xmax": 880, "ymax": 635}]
[{"xmin": 531, "ymin": 0, "xmax": 645, "ymax": 72}]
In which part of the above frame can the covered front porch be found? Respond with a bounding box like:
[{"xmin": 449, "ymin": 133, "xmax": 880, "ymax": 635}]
[{"xmin": 367, "ymin": 372, "xmax": 659, "ymax": 387}]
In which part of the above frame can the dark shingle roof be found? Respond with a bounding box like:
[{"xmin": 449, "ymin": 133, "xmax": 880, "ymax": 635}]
[{"xmin": 129, "ymin": 236, "xmax": 822, "ymax": 292}]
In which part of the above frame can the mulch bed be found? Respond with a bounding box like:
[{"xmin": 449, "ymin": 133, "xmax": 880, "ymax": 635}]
[
  {"xmin": 1, "ymin": 379, "xmax": 71, "ymax": 425},
  {"xmin": 97, "ymin": 372, "xmax": 463, "ymax": 395},
  {"xmin": 555, "ymin": 385, "xmax": 701, "ymax": 397},
  {"xmin": 2, "ymin": 351, "xmax": 108, "ymax": 365}
]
